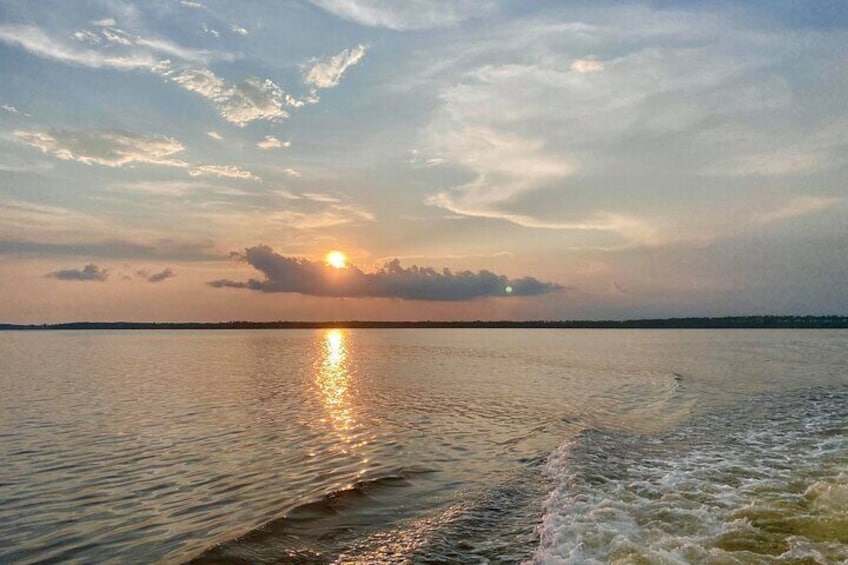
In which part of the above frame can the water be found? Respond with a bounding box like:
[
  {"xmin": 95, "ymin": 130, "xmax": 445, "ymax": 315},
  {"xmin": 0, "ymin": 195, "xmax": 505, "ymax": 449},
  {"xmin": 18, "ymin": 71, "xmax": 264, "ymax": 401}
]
[{"xmin": 0, "ymin": 329, "xmax": 846, "ymax": 564}]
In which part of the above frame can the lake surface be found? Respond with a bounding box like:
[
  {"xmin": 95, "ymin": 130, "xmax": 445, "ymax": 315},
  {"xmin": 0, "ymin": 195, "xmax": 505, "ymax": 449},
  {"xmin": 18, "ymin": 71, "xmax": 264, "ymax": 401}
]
[{"xmin": 1, "ymin": 329, "xmax": 847, "ymax": 563}]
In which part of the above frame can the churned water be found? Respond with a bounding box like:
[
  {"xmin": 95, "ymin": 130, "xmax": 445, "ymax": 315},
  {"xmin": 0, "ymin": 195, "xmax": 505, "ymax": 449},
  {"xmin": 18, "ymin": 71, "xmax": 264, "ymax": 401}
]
[{"xmin": 1, "ymin": 329, "xmax": 846, "ymax": 563}]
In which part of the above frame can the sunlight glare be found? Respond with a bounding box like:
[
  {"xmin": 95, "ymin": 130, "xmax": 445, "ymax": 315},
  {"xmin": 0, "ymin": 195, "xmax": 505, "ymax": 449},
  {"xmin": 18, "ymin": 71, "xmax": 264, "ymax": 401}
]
[{"xmin": 326, "ymin": 250, "xmax": 347, "ymax": 269}]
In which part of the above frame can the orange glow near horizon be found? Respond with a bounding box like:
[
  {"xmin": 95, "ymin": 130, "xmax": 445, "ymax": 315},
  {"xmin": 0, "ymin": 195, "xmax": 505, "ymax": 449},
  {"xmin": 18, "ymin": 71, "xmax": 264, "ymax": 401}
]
[{"xmin": 325, "ymin": 250, "xmax": 347, "ymax": 269}]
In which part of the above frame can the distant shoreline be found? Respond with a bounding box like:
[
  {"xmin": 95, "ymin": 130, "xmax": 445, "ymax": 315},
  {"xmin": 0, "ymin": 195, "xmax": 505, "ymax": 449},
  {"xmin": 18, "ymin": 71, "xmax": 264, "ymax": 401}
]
[{"xmin": 1, "ymin": 316, "xmax": 846, "ymax": 330}]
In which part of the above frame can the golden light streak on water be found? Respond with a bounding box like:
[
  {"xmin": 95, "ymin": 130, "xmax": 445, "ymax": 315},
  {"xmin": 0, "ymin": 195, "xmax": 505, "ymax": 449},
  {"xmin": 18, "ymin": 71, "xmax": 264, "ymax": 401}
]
[
  {"xmin": 317, "ymin": 329, "xmax": 354, "ymax": 435},
  {"xmin": 315, "ymin": 329, "xmax": 372, "ymax": 484}
]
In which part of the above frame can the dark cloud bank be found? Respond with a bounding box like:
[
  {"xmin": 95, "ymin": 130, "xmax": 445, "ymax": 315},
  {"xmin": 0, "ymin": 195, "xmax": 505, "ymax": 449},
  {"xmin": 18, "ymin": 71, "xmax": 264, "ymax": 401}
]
[
  {"xmin": 46, "ymin": 264, "xmax": 108, "ymax": 281},
  {"xmin": 209, "ymin": 245, "xmax": 563, "ymax": 301}
]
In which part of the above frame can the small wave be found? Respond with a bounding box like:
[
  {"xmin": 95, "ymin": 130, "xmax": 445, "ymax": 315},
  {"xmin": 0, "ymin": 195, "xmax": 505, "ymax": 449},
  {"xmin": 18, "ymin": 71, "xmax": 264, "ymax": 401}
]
[
  {"xmin": 187, "ymin": 469, "xmax": 432, "ymax": 564},
  {"xmin": 336, "ymin": 460, "xmax": 549, "ymax": 564},
  {"xmin": 533, "ymin": 387, "xmax": 848, "ymax": 564}
]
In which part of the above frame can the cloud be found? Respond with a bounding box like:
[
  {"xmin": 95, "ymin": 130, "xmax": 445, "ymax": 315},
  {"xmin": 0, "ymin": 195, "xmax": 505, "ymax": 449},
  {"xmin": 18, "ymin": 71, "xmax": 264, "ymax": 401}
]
[
  {"xmin": 571, "ymin": 59, "xmax": 604, "ymax": 73},
  {"xmin": 208, "ymin": 244, "xmax": 562, "ymax": 300},
  {"xmin": 231, "ymin": 25, "xmax": 248, "ymax": 36},
  {"xmin": 0, "ymin": 238, "xmax": 221, "ymax": 261},
  {"xmin": 258, "ymin": 204, "xmax": 374, "ymax": 229},
  {"xmin": 754, "ymin": 196, "xmax": 843, "ymax": 224},
  {"xmin": 72, "ymin": 29, "xmax": 101, "ymax": 44},
  {"xmin": 189, "ymin": 164, "xmax": 260, "ymax": 180},
  {"xmin": 0, "ymin": 22, "xmax": 221, "ymax": 71},
  {"xmin": 411, "ymin": 6, "xmax": 848, "ymax": 247},
  {"xmin": 304, "ymin": 44, "xmax": 366, "ymax": 89},
  {"xmin": 147, "ymin": 268, "xmax": 176, "ymax": 282},
  {"xmin": 110, "ymin": 179, "xmax": 237, "ymax": 196},
  {"xmin": 207, "ymin": 131, "xmax": 223, "ymax": 140},
  {"xmin": 168, "ymin": 68, "xmax": 292, "ymax": 126},
  {"xmin": 256, "ymin": 135, "xmax": 290, "ymax": 149},
  {"xmin": 308, "ymin": 0, "xmax": 495, "ymax": 30},
  {"xmin": 201, "ymin": 23, "xmax": 219, "ymax": 38},
  {"xmin": 301, "ymin": 192, "xmax": 340, "ymax": 203},
  {"xmin": 14, "ymin": 129, "xmax": 188, "ymax": 168},
  {"xmin": 2, "ymin": 104, "xmax": 20, "ymax": 113},
  {"xmin": 14, "ymin": 128, "xmax": 259, "ymax": 179},
  {"xmin": 711, "ymin": 151, "xmax": 828, "ymax": 177},
  {"xmin": 0, "ymin": 24, "xmax": 160, "ymax": 69},
  {"xmin": 46, "ymin": 263, "xmax": 108, "ymax": 281}
]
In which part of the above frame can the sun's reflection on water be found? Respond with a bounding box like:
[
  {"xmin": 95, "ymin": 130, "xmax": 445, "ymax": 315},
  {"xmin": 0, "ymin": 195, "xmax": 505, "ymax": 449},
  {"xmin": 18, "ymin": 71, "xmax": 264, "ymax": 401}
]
[
  {"xmin": 317, "ymin": 329, "xmax": 355, "ymax": 434},
  {"xmin": 315, "ymin": 329, "xmax": 375, "ymax": 477}
]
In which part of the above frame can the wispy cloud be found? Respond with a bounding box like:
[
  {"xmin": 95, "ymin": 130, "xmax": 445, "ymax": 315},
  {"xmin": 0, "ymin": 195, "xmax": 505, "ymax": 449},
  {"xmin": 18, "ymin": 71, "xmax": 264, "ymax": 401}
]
[
  {"xmin": 754, "ymin": 196, "xmax": 842, "ymax": 224},
  {"xmin": 304, "ymin": 44, "xmax": 366, "ymax": 89},
  {"xmin": 0, "ymin": 24, "xmax": 160, "ymax": 69},
  {"xmin": 263, "ymin": 204, "xmax": 374, "ymax": 229},
  {"xmin": 189, "ymin": 164, "xmax": 260, "ymax": 180},
  {"xmin": 0, "ymin": 21, "xmax": 223, "ymax": 71},
  {"xmin": 46, "ymin": 263, "xmax": 108, "ymax": 281},
  {"xmin": 14, "ymin": 128, "xmax": 261, "ymax": 180},
  {"xmin": 308, "ymin": 0, "xmax": 495, "ymax": 30},
  {"xmin": 0, "ymin": 238, "xmax": 221, "ymax": 261},
  {"xmin": 412, "ymin": 7, "xmax": 840, "ymax": 247},
  {"xmin": 209, "ymin": 245, "xmax": 562, "ymax": 300},
  {"xmin": 710, "ymin": 152, "xmax": 828, "ymax": 177},
  {"xmin": 14, "ymin": 129, "xmax": 188, "ymax": 168}
]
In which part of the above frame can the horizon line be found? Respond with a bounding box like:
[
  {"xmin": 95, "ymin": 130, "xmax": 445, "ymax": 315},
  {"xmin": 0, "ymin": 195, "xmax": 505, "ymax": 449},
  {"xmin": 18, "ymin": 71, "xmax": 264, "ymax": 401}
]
[{"xmin": 2, "ymin": 315, "xmax": 847, "ymax": 330}]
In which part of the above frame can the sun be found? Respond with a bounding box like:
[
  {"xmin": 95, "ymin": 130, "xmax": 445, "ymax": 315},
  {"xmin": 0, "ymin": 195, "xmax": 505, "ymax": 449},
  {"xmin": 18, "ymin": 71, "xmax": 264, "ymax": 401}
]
[{"xmin": 325, "ymin": 250, "xmax": 347, "ymax": 269}]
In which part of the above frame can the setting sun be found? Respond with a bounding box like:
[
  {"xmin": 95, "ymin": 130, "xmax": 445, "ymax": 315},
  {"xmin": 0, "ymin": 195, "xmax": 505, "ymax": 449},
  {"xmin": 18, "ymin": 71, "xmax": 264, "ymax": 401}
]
[{"xmin": 325, "ymin": 251, "xmax": 347, "ymax": 269}]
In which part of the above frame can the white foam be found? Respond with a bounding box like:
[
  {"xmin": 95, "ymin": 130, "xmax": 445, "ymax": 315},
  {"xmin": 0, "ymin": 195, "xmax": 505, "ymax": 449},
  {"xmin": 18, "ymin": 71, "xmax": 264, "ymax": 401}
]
[{"xmin": 531, "ymin": 389, "xmax": 848, "ymax": 564}]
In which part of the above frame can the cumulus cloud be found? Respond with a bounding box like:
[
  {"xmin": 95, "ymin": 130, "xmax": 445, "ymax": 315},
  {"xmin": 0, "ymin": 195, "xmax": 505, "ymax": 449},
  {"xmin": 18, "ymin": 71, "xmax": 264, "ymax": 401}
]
[
  {"xmin": 14, "ymin": 129, "xmax": 188, "ymax": 168},
  {"xmin": 256, "ymin": 135, "xmax": 290, "ymax": 149},
  {"xmin": 231, "ymin": 25, "xmax": 248, "ymax": 36},
  {"xmin": 167, "ymin": 68, "xmax": 293, "ymax": 126},
  {"xmin": 46, "ymin": 263, "xmax": 109, "ymax": 281},
  {"xmin": 208, "ymin": 244, "xmax": 562, "ymax": 300},
  {"xmin": 308, "ymin": 0, "xmax": 495, "ymax": 30},
  {"xmin": 207, "ymin": 131, "xmax": 223, "ymax": 140},
  {"xmin": 2, "ymin": 104, "xmax": 20, "ymax": 113},
  {"xmin": 304, "ymin": 44, "xmax": 366, "ymax": 89},
  {"xmin": 147, "ymin": 267, "xmax": 176, "ymax": 282}
]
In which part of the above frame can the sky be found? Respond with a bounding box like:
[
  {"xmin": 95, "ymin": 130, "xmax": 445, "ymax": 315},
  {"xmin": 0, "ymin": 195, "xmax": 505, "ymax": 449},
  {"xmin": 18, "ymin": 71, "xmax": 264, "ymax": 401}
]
[{"xmin": 1, "ymin": 0, "xmax": 846, "ymax": 322}]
